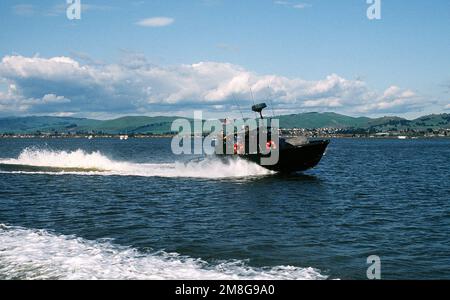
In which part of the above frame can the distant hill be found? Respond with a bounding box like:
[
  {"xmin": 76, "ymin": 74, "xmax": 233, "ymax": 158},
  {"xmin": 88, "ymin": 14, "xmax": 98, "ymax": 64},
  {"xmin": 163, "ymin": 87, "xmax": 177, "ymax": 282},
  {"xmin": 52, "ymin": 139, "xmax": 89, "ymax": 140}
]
[
  {"xmin": 77, "ymin": 116, "xmax": 184, "ymax": 134},
  {"xmin": 0, "ymin": 116, "xmax": 100, "ymax": 134},
  {"xmin": 0, "ymin": 116, "xmax": 182, "ymax": 134},
  {"xmin": 361, "ymin": 114, "xmax": 450, "ymax": 131},
  {"xmin": 278, "ymin": 112, "xmax": 450, "ymax": 131},
  {"xmin": 0, "ymin": 113, "xmax": 449, "ymax": 134},
  {"xmin": 278, "ymin": 112, "xmax": 371, "ymax": 129}
]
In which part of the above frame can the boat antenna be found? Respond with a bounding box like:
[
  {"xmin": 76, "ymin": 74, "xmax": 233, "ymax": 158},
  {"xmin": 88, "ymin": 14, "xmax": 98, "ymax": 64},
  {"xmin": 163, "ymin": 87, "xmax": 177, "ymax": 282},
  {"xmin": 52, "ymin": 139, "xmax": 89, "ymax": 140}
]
[
  {"xmin": 249, "ymin": 87, "xmax": 258, "ymax": 119},
  {"xmin": 232, "ymin": 94, "xmax": 244, "ymax": 120},
  {"xmin": 266, "ymin": 85, "xmax": 276, "ymax": 118}
]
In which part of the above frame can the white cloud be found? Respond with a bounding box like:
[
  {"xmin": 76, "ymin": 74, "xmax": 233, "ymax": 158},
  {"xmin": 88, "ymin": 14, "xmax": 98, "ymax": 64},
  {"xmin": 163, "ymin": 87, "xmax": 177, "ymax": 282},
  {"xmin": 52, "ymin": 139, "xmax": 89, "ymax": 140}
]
[
  {"xmin": 355, "ymin": 86, "xmax": 422, "ymax": 114},
  {"xmin": 41, "ymin": 94, "xmax": 71, "ymax": 104},
  {"xmin": 274, "ymin": 1, "xmax": 290, "ymax": 5},
  {"xmin": 13, "ymin": 3, "xmax": 117, "ymax": 17},
  {"xmin": 293, "ymin": 3, "xmax": 312, "ymax": 9},
  {"xmin": 0, "ymin": 55, "xmax": 424, "ymax": 116},
  {"xmin": 12, "ymin": 4, "xmax": 35, "ymax": 16},
  {"xmin": 136, "ymin": 17, "xmax": 174, "ymax": 27},
  {"xmin": 274, "ymin": 1, "xmax": 311, "ymax": 10},
  {"xmin": 445, "ymin": 104, "xmax": 450, "ymax": 110}
]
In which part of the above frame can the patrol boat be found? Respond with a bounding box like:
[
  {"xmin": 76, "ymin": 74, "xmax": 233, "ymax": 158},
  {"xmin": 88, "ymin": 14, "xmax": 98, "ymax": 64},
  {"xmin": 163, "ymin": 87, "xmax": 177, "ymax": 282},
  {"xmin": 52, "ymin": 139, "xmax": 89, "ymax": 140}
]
[{"xmin": 215, "ymin": 103, "xmax": 329, "ymax": 173}]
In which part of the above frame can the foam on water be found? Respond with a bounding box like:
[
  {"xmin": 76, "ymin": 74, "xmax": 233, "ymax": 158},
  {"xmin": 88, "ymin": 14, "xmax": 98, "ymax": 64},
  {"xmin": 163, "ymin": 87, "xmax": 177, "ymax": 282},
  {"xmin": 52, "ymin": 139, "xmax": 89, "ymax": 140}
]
[
  {"xmin": 0, "ymin": 225, "xmax": 327, "ymax": 280},
  {"xmin": 0, "ymin": 148, "xmax": 272, "ymax": 178}
]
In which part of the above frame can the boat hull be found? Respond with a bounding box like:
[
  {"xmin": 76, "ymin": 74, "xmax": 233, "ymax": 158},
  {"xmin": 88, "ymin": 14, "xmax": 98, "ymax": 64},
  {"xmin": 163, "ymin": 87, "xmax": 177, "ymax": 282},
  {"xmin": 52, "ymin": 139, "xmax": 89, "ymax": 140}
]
[{"xmin": 217, "ymin": 140, "xmax": 330, "ymax": 173}]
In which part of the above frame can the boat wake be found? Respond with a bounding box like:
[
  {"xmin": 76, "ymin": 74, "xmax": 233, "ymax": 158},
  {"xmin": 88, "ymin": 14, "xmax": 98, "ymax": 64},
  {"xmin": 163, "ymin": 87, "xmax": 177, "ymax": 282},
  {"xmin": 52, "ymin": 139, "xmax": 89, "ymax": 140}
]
[
  {"xmin": 0, "ymin": 148, "xmax": 272, "ymax": 179},
  {"xmin": 0, "ymin": 224, "xmax": 327, "ymax": 280}
]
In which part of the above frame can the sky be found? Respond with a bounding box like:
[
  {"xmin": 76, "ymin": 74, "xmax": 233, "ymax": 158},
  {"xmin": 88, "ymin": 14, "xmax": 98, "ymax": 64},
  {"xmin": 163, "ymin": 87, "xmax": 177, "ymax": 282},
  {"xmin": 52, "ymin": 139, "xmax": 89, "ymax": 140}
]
[{"xmin": 0, "ymin": 0, "xmax": 449, "ymax": 119}]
